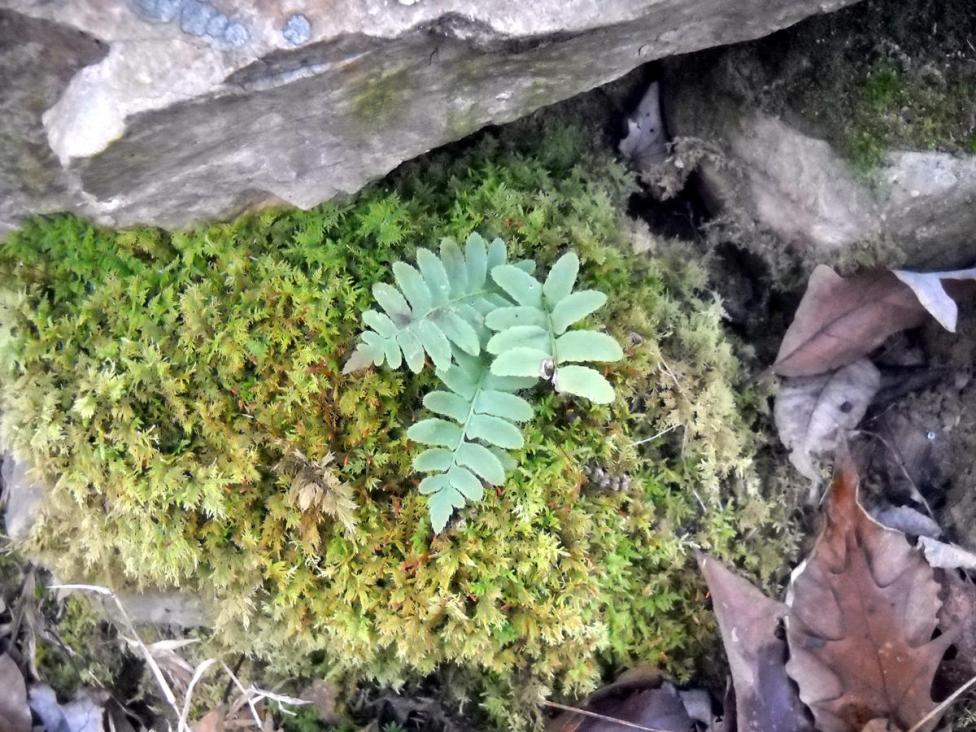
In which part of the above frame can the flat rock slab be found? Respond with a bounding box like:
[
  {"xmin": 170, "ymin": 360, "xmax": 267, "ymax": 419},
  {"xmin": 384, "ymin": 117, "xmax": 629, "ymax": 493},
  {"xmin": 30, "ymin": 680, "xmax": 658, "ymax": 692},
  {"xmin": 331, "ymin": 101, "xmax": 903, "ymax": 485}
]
[
  {"xmin": 1, "ymin": 455, "xmax": 46, "ymax": 542},
  {"xmin": 0, "ymin": 0, "xmax": 858, "ymax": 232}
]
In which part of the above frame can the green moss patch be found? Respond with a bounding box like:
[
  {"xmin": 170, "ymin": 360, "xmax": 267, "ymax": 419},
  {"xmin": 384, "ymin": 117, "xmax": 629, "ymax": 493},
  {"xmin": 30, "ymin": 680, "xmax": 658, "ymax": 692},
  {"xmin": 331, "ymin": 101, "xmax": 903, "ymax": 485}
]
[
  {"xmin": 0, "ymin": 124, "xmax": 793, "ymax": 728},
  {"xmin": 785, "ymin": 0, "xmax": 976, "ymax": 171}
]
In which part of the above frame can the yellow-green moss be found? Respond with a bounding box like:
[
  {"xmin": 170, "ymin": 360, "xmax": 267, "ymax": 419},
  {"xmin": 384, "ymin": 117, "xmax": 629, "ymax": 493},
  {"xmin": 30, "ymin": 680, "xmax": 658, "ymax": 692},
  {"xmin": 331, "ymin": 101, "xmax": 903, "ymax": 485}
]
[{"xmin": 0, "ymin": 124, "xmax": 793, "ymax": 728}]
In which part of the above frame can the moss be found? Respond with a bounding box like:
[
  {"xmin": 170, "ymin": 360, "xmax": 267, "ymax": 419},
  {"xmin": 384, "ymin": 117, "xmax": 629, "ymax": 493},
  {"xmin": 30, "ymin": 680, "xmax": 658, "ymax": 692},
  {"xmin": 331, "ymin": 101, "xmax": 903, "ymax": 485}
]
[
  {"xmin": 350, "ymin": 66, "xmax": 413, "ymax": 127},
  {"xmin": 0, "ymin": 122, "xmax": 795, "ymax": 729},
  {"xmin": 784, "ymin": 0, "xmax": 976, "ymax": 172},
  {"xmin": 36, "ymin": 595, "xmax": 125, "ymax": 696}
]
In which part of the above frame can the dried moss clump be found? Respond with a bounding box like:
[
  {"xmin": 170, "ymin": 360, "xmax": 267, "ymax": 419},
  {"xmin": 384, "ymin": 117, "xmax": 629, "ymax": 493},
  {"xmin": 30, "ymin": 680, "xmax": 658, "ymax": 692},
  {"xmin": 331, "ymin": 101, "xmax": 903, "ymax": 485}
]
[{"xmin": 0, "ymin": 125, "xmax": 792, "ymax": 728}]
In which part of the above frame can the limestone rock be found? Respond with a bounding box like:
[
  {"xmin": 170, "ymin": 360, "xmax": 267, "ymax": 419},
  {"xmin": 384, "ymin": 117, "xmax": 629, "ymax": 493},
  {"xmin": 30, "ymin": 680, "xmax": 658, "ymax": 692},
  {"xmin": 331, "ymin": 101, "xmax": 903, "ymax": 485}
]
[
  {"xmin": 0, "ymin": 455, "xmax": 46, "ymax": 542},
  {"xmin": 108, "ymin": 590, "xmax": 209, "ymax": 628},
  {"xmin": 663, "ymin": 46, "xmax": 976, "ymax": 268},
  {"xmin": 0, "ymin": 0, "xmax": 859, "ymax": 232}
]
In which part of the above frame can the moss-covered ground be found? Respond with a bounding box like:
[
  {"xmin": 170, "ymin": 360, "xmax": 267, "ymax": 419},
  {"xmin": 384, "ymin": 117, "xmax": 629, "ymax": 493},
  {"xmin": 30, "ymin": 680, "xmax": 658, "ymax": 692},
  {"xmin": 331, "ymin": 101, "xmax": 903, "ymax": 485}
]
[{"xmin": 0, "ymin": 120, "xmax": 797, "ymax": 728}]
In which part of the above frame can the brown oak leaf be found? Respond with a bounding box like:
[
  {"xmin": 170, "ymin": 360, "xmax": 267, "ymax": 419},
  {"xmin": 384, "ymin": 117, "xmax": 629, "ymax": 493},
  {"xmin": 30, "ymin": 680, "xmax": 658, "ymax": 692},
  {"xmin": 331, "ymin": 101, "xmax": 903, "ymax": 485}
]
[
  {"xmin": 773, "ymin": 266, "xmax": 926, "ymax": 378},
  {"xmin": 548, "ymin": 668, "xmax": 694, "ymax": 732},
  {"xmin": 785, "ymin": 461, "xmax": 952, "ymax": 732},
  {"xmin": 699, "ymin": 555, "xmax": 813, "ymax": 732},
  {"xmin": 936, "ymin": 571, "xmax": 976, "ymax": 689}
]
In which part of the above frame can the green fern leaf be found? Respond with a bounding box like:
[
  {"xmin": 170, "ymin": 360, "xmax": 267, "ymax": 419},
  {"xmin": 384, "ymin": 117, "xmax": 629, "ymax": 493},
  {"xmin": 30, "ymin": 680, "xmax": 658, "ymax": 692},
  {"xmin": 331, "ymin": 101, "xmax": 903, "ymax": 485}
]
[
  {"xmin": 553, "ymin": 331, "xmax": 623, "ymax": 364},
  {"xmin": 408, "ymin": 351, "xmax": 533, "ymax": 532},
  {"xmin": 486, "ymin": 252, "xmax": 623, "ymax": 404},
  {"xmin": 345, "ymin": 233, "xmax": 520, "ymax": 374},
  {"xmin": 552, "ymin": 365, "xmax": 615, "ymax": 403},
  {"xmin": 550, "ymin": 290, "xmax": 607, "ymax": 335}
]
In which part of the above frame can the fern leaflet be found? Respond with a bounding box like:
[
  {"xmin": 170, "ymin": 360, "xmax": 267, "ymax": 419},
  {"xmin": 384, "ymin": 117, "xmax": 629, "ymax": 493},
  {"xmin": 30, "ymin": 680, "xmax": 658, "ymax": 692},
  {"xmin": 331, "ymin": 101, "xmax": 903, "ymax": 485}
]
[
  {"xmin": 344, "ymin": 233, "xmax": 533, "ymax": 374},
  {"xmin": 485, "ymin": 252, "xmax": 623, "ymax": 404},
  {"xmin": 407, "ymin": 351, "xmax": 534, "ymax": 532}
]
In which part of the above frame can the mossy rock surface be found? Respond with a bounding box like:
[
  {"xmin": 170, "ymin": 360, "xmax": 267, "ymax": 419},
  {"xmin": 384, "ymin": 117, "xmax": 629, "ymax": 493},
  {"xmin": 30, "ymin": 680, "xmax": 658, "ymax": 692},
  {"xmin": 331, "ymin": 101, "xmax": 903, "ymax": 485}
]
[
  {"xmin": 666, "ymin": 0, "xmax": 976, "ymax": 173},
  {"xmin": 0, "ymin": 123, "xmax": 793, "ymax": 728}
]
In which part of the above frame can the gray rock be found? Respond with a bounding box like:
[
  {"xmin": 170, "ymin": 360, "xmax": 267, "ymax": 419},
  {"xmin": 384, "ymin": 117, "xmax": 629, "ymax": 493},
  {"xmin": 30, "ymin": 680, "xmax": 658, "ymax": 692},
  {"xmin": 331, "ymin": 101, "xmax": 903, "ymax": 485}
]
[
  {"xmin": 0, "ymin": 0, "xmax": 859, "ymax": 232},
  {"xmin": 109, "ymin": 590, "xmax": 209, "ymax": 627},
  {"xmin": 723, "ymin": 113, "xmax": 882, "ymax": 252},
  {"xmin": 0, "ymin": 456, "xmax": 208, "ymax": 627},
  {"xmin": 664, "ymin": 52, "xmax": 976, "ymax": 268},
  {"xmin": 0, "ymin": 455, "xmax": 47, "ymax": 542}
]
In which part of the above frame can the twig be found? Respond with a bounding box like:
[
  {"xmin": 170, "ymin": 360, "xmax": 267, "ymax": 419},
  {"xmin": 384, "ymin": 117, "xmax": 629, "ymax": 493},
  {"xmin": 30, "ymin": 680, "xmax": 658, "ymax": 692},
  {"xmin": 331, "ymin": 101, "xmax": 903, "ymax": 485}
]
[
  {"xmin": 177, "ymin": 658, "xmax": 218, "ymax": 732},
  {"xmin": 52, "ymin": 584, "xmax": 180, "ymax": 715},
  {"xmin": 632, "ymin": 424, "xmax": 682, "ymax": 447},
  {"xmin": 222, "ymin": 655, "xmax": 245, "ymax": 703},
  {"xmin": 658, "ymin": 357, "xmax": 688, "ymax": 399},
  {"xmin": 541, "ymin": 700, "xmax": 673, "ymax": 731},
  {"xmin": 222, "ymin": 661, "xmax": 264, "ymax": 728},
  {"xmin": 905, "ymin": 673, "xmax": 976, "ymax": 732}
]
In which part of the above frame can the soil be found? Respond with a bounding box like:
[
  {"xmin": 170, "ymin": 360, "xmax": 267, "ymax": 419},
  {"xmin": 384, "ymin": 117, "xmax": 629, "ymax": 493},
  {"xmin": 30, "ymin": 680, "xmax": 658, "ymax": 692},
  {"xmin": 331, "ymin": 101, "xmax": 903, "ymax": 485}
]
[{"xmin": 854, "ymin": 313, "xmax": 976, "ymax": 553}]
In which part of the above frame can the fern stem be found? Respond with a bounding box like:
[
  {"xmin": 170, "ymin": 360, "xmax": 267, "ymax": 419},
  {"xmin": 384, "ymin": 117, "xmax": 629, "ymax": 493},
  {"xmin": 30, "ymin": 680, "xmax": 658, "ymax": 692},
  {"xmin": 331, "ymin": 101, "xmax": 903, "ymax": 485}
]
[{"xmin": 447, "ymin": 359, "xmax": 489, "ymax": 466}]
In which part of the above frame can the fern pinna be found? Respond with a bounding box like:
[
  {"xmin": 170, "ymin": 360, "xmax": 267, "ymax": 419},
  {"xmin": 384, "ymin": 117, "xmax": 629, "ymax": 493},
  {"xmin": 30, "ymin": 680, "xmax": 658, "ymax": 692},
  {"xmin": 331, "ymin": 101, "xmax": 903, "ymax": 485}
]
[
  {"xmin": 343, "ymin": 233, "xmax": 532, "ymax": 374},
  {"xmin": 346, "ymin": 233, "xmax": 623, "ymax": 531},
  {"xmin": 408, "ymin": 352, "xmax": 535, "ymax": 532}
]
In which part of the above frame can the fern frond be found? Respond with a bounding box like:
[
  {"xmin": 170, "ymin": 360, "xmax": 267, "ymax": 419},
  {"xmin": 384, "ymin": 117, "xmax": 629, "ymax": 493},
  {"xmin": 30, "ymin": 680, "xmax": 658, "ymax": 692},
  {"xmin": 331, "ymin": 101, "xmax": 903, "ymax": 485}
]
[
  {"xmin": 485, "ymin": 252, "xmax": 623, "ymax": 404},
  {"xmin": 344, "ymin": 233, "xmax": 532, "ymax": 375},
  {"xmin": 407, "ymin": 351, "xmax": 534, "ymax": 532}
]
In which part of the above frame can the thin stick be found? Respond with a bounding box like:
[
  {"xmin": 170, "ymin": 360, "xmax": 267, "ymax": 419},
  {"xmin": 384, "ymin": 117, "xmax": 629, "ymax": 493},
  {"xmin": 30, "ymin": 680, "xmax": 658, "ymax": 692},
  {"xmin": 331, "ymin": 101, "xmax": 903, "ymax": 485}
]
[
  {"xmin": 632, "ymin": 424, "xmax": 681, "ymax": 447},
  {"xmin": 658, "ymin": 357, "xmax": 688, "ymax": 399},
  {"xmin": 906, "ymin": 673, "xmax": 976, "ymax": 732},
  {"xmin": 541, "ymin": 700, "xmax": 672, "ymax": 732},
  {"xmin": 52, "ymin": 584, "xmax": 179, "ymax": 713},
  {"xmin": 222, "ymin": 661, "xmax": 263, "ymax": 728},
  {"xmin": 177, "ymin": 658, "xmax": 218, "ymax": 732}
]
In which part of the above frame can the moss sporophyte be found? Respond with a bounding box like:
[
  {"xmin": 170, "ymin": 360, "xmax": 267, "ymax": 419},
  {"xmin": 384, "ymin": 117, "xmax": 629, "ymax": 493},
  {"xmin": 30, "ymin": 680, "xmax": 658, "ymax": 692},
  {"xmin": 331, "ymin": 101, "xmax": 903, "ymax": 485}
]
[{"xmin": 0, "ymin": 124, "xmax": 795, "ymax": 729}]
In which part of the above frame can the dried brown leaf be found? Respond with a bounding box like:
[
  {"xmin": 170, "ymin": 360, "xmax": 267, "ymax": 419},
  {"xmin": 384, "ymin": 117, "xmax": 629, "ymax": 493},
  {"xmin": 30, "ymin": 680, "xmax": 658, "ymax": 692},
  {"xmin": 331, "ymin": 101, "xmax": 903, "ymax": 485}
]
[
  {"xmin": 892, "ymin": 268, "xmax": 976, "ymax": 332},
  {"xmin": 785, "ymin": 462, "xmax": 952, "ymax": 732},
  {"xmin": 937, "ymin": 572, "xmax": 976, "ymax": 687},
  {"xmin": 774, "ymin": 358, "xmax": 880, "ymax": 483},
  {"xmin": 699, "ymin": 555, "xmax": 813, "ymax": 732},
  {"xmin": 774, "ymin": 266, "xmax": 926, "ymax": 377},
  {"xmin": 918, "ymin": 537, "xmax": 976, "ymax": 570},
  {"xmin": 193, "ymin": 706, "xmax": 226, "ymax": 732},
  {"xmin": 871, "ymin": 505, "xmax": 940, "ymax": 539},
  {"xmin": 0, "ymin": 653, "xmax": 30, "ymax": 732},
  {"xmin": 547, "ymin": 670, "xmax": 694, "ymax": 732}
]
